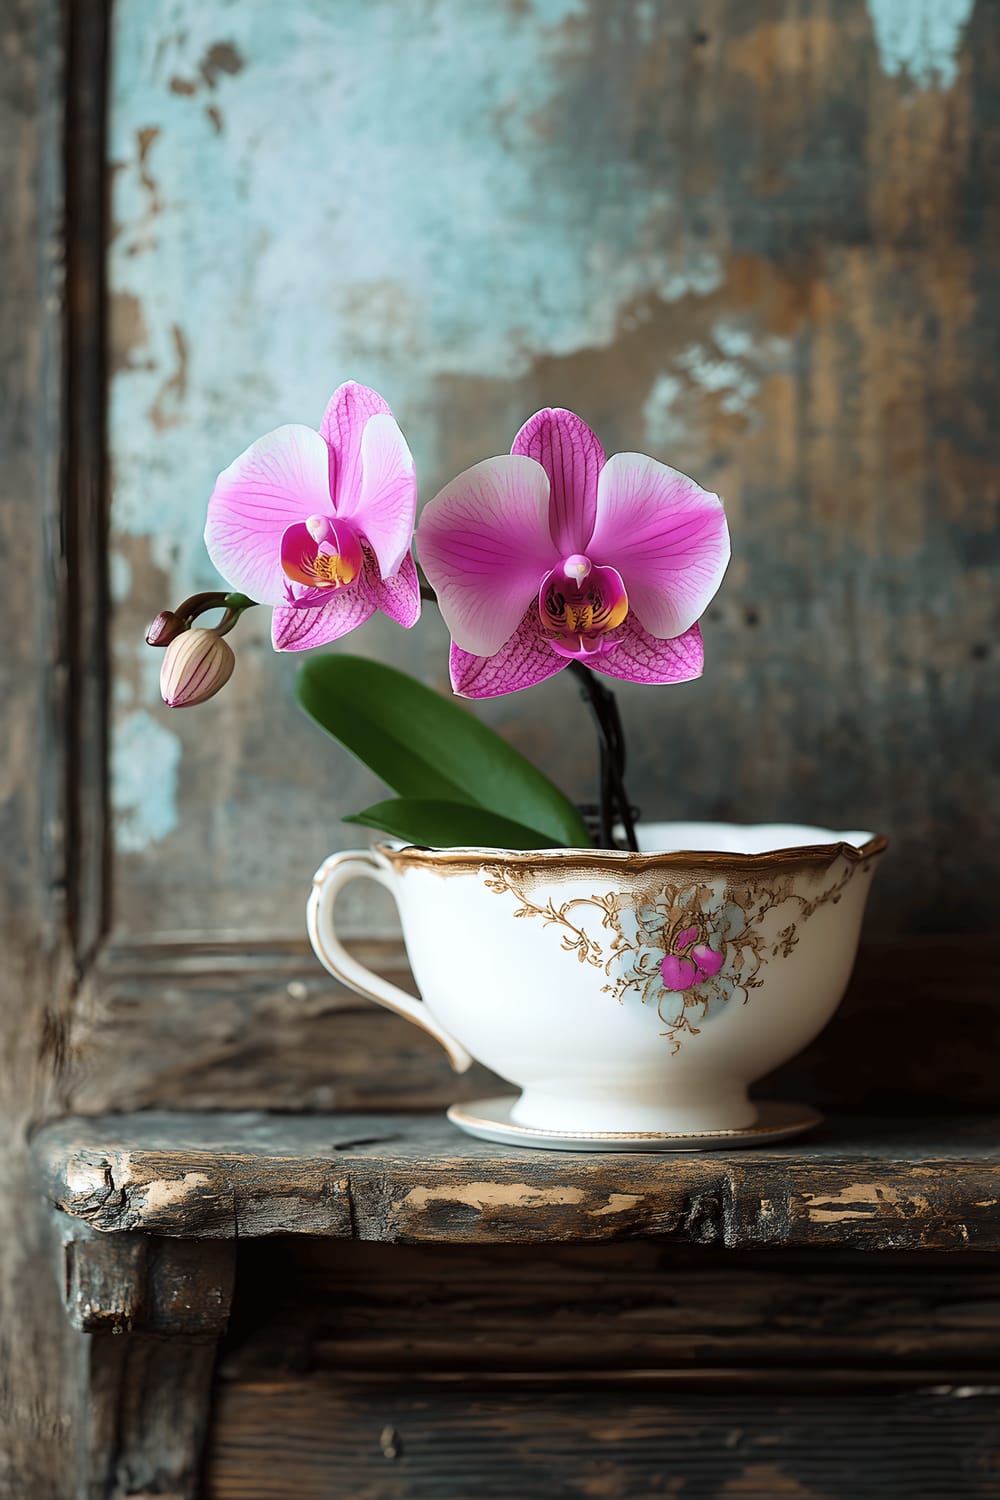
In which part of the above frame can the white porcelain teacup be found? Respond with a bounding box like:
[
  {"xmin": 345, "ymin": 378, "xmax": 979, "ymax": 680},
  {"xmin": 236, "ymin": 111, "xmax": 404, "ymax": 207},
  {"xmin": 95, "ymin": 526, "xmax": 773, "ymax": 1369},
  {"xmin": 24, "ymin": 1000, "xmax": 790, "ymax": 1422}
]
[{"xmin": 307, "ymin": 823, "xmax": 886, "ymax": 1134}]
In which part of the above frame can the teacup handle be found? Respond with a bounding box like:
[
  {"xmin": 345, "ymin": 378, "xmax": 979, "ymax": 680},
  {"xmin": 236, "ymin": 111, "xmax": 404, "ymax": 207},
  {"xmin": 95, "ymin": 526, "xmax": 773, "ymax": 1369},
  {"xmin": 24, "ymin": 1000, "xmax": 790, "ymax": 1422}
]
[{"xmin": 306, "ymin": 849, "xmax": 473, "ymax": 1074}]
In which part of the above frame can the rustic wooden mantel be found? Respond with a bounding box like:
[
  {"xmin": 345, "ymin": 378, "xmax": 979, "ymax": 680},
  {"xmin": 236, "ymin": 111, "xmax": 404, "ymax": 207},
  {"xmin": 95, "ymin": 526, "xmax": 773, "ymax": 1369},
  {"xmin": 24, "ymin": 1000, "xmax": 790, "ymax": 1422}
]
[
  {"xmin": 38, "ymin": 1110, "xmax": 1000, "ymax": 1251},
  {"xmin": 32, "ymin": 1111, "xmax": 1000, "ymax": 1496}
]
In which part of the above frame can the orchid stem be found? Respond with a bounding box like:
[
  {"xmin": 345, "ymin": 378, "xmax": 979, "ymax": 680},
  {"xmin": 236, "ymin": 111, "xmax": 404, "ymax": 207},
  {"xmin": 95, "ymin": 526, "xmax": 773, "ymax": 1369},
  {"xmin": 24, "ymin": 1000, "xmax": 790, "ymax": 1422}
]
[
  {"xmin": 419, "ymin": 577, "xmax": 636, "ymax": 853},
  {"xmin": 567, "ymin": 662, "xmax": 639, "ymax": 853}
]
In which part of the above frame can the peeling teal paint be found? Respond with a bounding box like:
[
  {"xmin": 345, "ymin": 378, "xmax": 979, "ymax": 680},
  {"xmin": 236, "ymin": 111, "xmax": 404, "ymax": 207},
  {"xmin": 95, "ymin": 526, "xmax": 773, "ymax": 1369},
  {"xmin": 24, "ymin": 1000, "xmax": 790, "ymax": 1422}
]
[
  {"xmin": 642, "ymin": 372, "xmax": 685, "ymax": 449},
  {"xmin": 106, "ymin": 0, "xmax": 730, "ymax": 918},
  {"xmin": 867, "ymin": 0, "xmax": 974, "ymax": 90},
  {"xmin": 109, "ymin": 552, "xmax": 132, "ymax": 603},
  {"xmin": 677, "ymin": 344, "xmax": 759, "ymax": 417},
  {"xmin": 113, "ymin": 709, "xmax": 181, "ymax": 852},
  {"xmin": 108, "ymin": 0, "xmax": 721, "ymax": 595},
  {"xmin": 643, "ymin": 321, "xmax": 792, "ymax": 446}
]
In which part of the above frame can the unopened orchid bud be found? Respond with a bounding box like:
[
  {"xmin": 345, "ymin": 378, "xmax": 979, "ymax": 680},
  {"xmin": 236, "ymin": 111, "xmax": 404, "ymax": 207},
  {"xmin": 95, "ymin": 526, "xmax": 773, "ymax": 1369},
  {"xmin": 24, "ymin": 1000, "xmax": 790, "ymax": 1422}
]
[
  {"xmin": 160, "ymin": 628, "xmax": 235, "ymax": 708},
  {"xmin": 145, "ymin": 610, "xmax": 185, "ymax": 647}
]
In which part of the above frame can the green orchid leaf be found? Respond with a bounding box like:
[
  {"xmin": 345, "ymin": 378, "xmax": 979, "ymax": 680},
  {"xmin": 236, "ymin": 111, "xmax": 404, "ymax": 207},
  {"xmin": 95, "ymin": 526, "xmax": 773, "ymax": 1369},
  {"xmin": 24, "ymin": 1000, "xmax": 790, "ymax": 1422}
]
[
  {"xmin": 296, "ymin": 654, "xmax": 590, "ymax": 848},
  {"xmin": 344, "ymin": 798, "xmax": 562, "ymax": 850}
]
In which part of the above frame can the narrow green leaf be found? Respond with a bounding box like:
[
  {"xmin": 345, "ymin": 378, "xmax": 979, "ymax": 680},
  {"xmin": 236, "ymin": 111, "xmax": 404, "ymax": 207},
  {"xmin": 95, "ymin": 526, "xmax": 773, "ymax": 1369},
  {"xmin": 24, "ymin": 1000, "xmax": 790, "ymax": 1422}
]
[
  {"xmin": 345, "ymin": 799, "xmax": 562, "ymax": 850},
  {"xmin": 296, "ymin": 654, "xmax": 590, "ymax": 847}
]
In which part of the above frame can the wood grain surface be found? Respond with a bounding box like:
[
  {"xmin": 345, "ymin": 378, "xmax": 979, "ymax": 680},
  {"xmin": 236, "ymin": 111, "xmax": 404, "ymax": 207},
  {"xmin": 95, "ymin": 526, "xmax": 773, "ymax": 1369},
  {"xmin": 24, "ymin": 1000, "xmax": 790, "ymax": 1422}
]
[
  {"xmin": 218, "ymin": 1220, "xmax": 1000, "ymax": 1500},
  {"xmin": 205, "ymin": 1376, "xmax": 1000, "ymax": 1499},
  {"xmin": 223, "ymin": 1238, "xmax": 1000, "ymax": 1377},
  {"xmin": 85, "ymin": 1329, "xmax": 222, "ymax": 1500},
  {"xmin": 0, "ymin": 1, "xmax": 104, "ymax": 1494},
  {"xmin": 68, "ymin": 932, "xmax": 1000, "ymax": 1116},
  {"xmin": 37, "ymin": 1111, "xmax": 1000, "ymax": 1250}
]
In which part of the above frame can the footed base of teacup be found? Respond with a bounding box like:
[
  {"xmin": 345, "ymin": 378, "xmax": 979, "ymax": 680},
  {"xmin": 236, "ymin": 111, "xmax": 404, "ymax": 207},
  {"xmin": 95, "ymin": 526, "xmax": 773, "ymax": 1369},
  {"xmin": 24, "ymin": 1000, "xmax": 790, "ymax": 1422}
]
[{"xmin": 508, "ymin": 1084, "xmax": 757, "ymax": 1136}]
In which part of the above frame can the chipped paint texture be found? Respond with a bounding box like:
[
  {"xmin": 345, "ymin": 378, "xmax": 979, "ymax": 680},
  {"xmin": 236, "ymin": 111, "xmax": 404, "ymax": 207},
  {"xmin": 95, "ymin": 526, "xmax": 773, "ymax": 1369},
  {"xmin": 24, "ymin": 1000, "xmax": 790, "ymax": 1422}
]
[
  {"xmin": 113, "ymin": 709, "xmax": 181, "ymax": 852},
  {"xmin": 107, "ymin": 0, "xmax": 997, "ymax": 943},
  {"xmin": 397, "ymin": 1182, "xmax": 587, "ymax": 1213},
  {"xmin": 109, "ymin": 0, "xmax": 716, "ymax": 589},
  {"xmin": 109, "ymin": 551, "xmax": 132, "ymax": 603},
  {"xmin": 867, "ymin": 0, "xmax": 975, "ymax": 90},
  {"xmin": 108, "ymin": 0, "xmax": 727, "ymax": 930},
  {"xmin": 139, "ymin": 1171, "xmax": 213, "ymax": 1211},
  {"xmin": 643, "ymin": 322, "xmax": 792, "ymax": 446}
]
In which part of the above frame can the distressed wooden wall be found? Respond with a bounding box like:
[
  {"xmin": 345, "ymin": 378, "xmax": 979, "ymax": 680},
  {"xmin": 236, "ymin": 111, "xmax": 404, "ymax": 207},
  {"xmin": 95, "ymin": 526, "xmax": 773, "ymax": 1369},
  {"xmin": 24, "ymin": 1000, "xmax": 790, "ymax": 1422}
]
[
  {"xmin": 74, "ymin": 0, "xmax": 1000, "ymax": 1119},
  {"xmin": 1, "ymin": 2, "xmax": 101, "ymax": 1492},
  {"xmin": 106, "ymin": 0, "xmax": 1000, "ymax": 944}
]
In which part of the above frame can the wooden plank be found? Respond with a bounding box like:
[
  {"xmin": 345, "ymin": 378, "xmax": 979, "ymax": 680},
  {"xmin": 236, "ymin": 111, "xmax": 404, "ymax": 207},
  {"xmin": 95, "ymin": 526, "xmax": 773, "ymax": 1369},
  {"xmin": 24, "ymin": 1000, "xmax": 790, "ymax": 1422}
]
[
  {"xmin": 36, "ymin": 1111, "xmax": 1000, "ymax": 1249},
  {"xmin": 71, "ymin": 937, "xmax": 503, "ymax": 1114},
  {"xmin": 0, "ymin": 0, "xmax": 105, "ymax": 1494},
  {"xmin": 84, "ymin": 1330, "xmax": 222, "ymax": 1500},
  {"xmin": 64, "ymin": 1228, "xmax": 234, "ymax": 1335},
  {"xmin": 63, "ymin": 0, "xmax": 111, "ymax": 966},
  {"xmin": 49, "ymin": 1226, "xmax": 233, "ymax": 1497},
  {"xmin": 223, "ymin": 1240, "xmax": 1000, "ymax": 1378},
  {"xmin": 69, "ymin": 933, "xmax": 1000, "ymax": 1115},
  {"xmin": 204, "ymin": 1376, "xmax": 1000, "ymax": 1499}
]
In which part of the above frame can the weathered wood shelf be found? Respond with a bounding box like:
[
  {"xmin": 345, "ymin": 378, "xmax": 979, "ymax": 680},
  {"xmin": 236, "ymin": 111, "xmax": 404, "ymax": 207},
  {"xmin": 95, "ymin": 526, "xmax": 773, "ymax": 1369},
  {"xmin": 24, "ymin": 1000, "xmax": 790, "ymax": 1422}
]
[{"xmin": 37, "ymin": 1111, "xmax": 1000, "ymax": 1251}]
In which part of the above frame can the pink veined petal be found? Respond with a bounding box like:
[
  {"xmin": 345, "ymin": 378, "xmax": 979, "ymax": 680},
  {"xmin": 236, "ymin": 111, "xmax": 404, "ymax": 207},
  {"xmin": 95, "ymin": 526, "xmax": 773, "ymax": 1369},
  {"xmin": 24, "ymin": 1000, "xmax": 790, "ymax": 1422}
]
[
  {"xmin": 205, "ymin": 425, "xmax": 332, "ymax": 604},
  {"xmin": 674, "ymin": 926, "xmax": 699, "ymax": 952},
  {"xmin": 417, "ymin": 454, "xmax": 558, "ymax": 657},
  {"xmin": 692, "ymin": 945, "xmax": 724, "ymax": 980},
  {"xmin": 512, "ymin": 407, "xmax": 606, "ymax": 556},
  {"xmin": 588, "ymin": 453, "xmax": 730, "ymax": 639},
  {"xmin": 372, "ymin": 551, "xmax": 421, "ymax": 629},
  {"xmin": 320, "ymin": 381, "xmax": 392, "ymax": 509},
  {"xmin": 449, "ymin": 612, "xmax": 567, "ymax": 699},
  {"xmin": 591, "ymin": 619, "xmax": 704, "ymax": 686},
  {"xmin": 271, "ymin": 573, "xmax": 377, "ymax": 652},
  {"xmin": 335, "ymin": 412, "xmax": 416, "ymax": 580},
  {"xmin": 660, "ymin": 953, "xmax": 698, "ymax": 991}
]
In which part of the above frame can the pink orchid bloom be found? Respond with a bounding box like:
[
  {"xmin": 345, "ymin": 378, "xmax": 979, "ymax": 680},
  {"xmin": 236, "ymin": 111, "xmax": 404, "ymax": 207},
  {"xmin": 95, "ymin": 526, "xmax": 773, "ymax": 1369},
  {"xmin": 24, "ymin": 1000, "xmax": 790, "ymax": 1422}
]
[
  {"xmin": 416, "ymin": 408, "xmax": 729, "ymax": 698},
  {"xmin": 660, "ymin": 924, "xmax": 725, "ymax": 992},
  {"xmin": 205, "ymin": 382, "xmax": 420, "ymax": 652}
]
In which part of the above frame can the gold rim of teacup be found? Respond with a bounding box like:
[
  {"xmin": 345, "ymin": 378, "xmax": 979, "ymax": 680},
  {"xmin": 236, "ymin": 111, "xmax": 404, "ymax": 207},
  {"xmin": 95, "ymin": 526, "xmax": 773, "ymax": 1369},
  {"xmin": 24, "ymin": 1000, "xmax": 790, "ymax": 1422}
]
[{"xmin": 379, "ymin": 833, "xmax": 888, "ymax": 876}]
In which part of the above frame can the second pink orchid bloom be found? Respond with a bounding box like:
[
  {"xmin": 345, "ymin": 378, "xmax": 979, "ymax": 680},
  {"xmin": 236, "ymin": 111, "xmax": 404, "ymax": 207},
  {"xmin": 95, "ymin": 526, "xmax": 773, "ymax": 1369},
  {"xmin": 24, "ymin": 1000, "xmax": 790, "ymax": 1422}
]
[
  {"xmin": 417, "ymin": 408, "xmax": 730, "ymax": 697},
  {"xmin": 205, "ymin": 382, "xmax": 420, "ymax": 651}
]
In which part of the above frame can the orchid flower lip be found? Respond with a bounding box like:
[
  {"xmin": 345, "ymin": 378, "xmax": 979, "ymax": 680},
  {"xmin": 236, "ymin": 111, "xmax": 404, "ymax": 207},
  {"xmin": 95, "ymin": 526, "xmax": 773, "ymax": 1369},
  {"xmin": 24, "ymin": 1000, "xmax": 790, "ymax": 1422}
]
[
  {"xmin": 280, "ymin": 516, "xmax": 364, "ymax": 595},
  {"xmin": 538, "ymin": 559, "xmax": 629, "ymax": 660}
]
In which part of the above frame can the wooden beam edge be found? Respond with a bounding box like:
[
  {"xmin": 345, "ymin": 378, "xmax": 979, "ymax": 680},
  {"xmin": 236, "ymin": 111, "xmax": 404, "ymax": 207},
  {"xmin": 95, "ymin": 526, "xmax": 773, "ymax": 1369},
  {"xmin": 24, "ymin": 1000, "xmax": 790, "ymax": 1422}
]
[{"xmin": 35, "ymin": 1130, "xmax": 1000, "ymax": 1251}]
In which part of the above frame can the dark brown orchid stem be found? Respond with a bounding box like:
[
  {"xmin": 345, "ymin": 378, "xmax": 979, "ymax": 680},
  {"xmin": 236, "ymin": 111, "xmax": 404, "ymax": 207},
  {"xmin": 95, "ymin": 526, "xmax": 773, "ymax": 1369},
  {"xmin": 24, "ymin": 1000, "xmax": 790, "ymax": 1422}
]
[
  {"xmin": 180, "ymin": 591, "xmax": 256, "ymax": 636},
  {"xmin": 419, "ymin": 576, "xmax": 637, "ymax": 852},
  {"xmin": 212, "ymin": 594, "xmax": 257, "ymax": 638},
  {"xmin": 567, "ymin": 662, "xmax": 639, "ymax": 853},
  {"xmin": 147, "ymin": 591, "xmax": 257, "ymax": 646}
]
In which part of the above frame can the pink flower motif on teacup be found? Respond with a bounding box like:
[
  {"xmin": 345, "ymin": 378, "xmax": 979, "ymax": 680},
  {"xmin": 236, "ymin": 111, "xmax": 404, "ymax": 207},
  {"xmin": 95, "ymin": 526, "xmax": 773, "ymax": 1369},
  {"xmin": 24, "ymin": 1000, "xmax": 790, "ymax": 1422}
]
[{"xmin": 659, "ymin": 925, "xmax": 725, "ymax": 992}]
